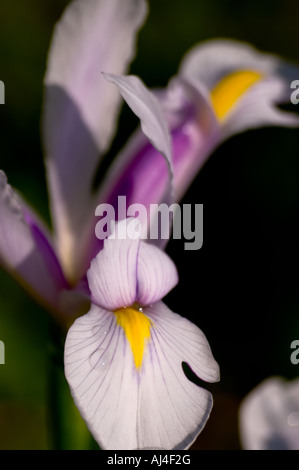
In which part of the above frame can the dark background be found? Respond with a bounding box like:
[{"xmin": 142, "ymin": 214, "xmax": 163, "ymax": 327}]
[{"xmin": 1, "ymin": 0, "xmax": 299, "ymax": 449}]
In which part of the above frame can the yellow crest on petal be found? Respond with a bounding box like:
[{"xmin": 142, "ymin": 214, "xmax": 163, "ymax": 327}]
[
  {"xmin": 211, "ymin": 69, "xmax": 262, "ymax": 121},
  {"xmin": 114, "ymin": 305, "xmax": 152, "ymax": 370}
]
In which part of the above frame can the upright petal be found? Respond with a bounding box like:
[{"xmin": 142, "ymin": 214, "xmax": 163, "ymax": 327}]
[
  {"xmin": 87, "ymin": 219, "xmax": 140, "ymax": 311},
  {"xmin": 136, "ymin": 242, "xmax": 178, "ymax": 306},
  {"xmin": 87, "ymin": 218, "xmax": 180, "ymax": 310},
  {"xmin": 64, "ymin": 301, "xmax": 219, "ymax": 449},
  {"xmin": 43, "ymin": 0, "xmax": 148, "ymax": 283},
  {"xmin": 0, "ymin": 171, "xmax": 67, "ymax": 318},
  {"xmin": 179, "ymin": 39, "xmax": 299, "ymax": 139}
]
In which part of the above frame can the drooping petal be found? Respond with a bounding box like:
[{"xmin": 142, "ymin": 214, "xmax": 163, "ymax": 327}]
[
  {"xmin": 179, "ymin": 39, "xmax": 299, "ymax": 138},
  {"xmin": 87, "ymin": 219, "xmax": 140, "ymax": 311},
  {"xmin": 64, "ymin": 301, "xmax": 219, "ymax": 450},
  {"xmin": 136, "ymin": 242, "xmax": 178, "ymax": 306},
  {"xmin": 0, "ymin": 171, "xmax": 67, "ymax": 317},
  {"xmin": 239, "ymin": 376, "xmax": 299, "ymax": 450},
  {"xmin": 43, "ymin": 0, "xmax": 148, "ymax": 283}
]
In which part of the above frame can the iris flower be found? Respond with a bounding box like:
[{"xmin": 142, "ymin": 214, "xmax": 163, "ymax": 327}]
[
  {"xmin": 1, "ymin": 0, "xmax": 299, "ymax": 450},
  {"xmin": 239, "ymin": 376, "xmax": 299, "ymax": 450}
]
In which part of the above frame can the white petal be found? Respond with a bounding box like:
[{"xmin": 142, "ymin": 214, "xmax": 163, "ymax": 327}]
[
  {"xmin": 239, "ymin": 376, "xmax": 299, "ymax": 450},
  {"xmin": 64, "ymin": 301, "xmax": 219, "ymax": 449},
  {"xmin": 43, "ymin": 0, "xmax": 147, "ymax": 282}
]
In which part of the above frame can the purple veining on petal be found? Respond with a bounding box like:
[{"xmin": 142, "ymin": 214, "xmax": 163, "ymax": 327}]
[{"xmin": 23, "ymin": 209, "xmax": 69, "ymax": 290}]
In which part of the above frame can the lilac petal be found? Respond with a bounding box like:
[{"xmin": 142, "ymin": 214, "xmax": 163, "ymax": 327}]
[
  {"xmin": 64, "ymin": 300, "xmax": 219, "ymax": 449},
  {"xmin": 87, "ymin": 219, "xmax": 140, "ymax": 311},
  {"xmin": 0, "ymin": 171, "xmax": 67, "ymax": 314},
  {"xmin": 43, "ymin": 0, "xmax": 147, "ymax": 282},
  {"xmin": 239, "ymin": 377, "xmax": 299, "ymax": 450},
  {"xmin": 137, "ymin": 242, "xmax": 178, "ymax": 306}
]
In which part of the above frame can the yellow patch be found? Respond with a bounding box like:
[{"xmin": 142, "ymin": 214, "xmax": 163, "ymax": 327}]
[
  {"xmin": 210, "ymin": 70, "xmax": 262, "ymax": 121},
  {"xmin": 114, "ymin": 305, "xmax": 152, "ymax": 369}
]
